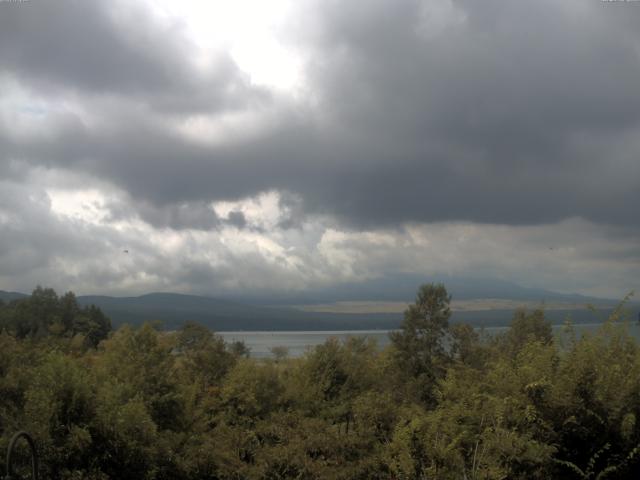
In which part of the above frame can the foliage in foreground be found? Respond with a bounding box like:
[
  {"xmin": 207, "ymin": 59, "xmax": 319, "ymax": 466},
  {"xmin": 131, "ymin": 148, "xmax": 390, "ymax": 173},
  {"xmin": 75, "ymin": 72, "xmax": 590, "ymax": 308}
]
[{"xmin": 1, "ymin": 285, "xmax": 639, "ymax": 479}]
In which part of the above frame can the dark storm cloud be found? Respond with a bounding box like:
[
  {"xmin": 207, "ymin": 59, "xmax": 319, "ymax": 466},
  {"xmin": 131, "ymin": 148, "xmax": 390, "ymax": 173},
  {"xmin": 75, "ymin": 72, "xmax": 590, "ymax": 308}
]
[
  {"xmin": 225, "ymin": 211, "xmax": 247, "ymax": 229},
  {"xmin": 126, "ymin": 200, "xmax": 220, "ymax": 231},
  {"xmin": 285, "ymin": 0, "xmax": 640, "ymax": 226},
  {"xmin": 0, "ymin": 0, "xmax": 261, "ymax": 113},
  {"xmin": 2, "ymin": 0, "xmax": 640, "ymax": 229}
]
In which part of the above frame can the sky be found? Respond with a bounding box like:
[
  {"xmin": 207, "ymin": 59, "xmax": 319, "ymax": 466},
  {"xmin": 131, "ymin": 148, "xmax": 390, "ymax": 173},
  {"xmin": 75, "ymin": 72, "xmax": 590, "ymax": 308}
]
[{"xmin": 0, "ymin": 0, "xmax": 639, "ymax": 300}]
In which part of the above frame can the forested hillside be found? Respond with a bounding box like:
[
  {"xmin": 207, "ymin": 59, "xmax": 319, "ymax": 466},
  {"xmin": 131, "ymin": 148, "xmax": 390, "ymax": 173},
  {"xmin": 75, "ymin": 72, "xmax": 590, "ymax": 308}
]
[{"xmin": 1, "ymin": 285, "xmax": 639, "ymax": 479}]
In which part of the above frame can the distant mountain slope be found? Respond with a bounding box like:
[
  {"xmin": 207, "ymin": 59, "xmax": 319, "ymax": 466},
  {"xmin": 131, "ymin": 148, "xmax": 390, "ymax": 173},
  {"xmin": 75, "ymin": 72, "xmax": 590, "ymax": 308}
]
[
  {"xmin": 76, "ymin": 292, "xmax": 400, "ymax": 331},
  {"xmin": 75, "ymin": 292, "xmax": 629, "ymax": 331},
  {"xmin": 231, "ymin": 274, "xmax": 608, "ymax": 306},
  {"xmin": 3, "ymin": 279, "xmax": 635, "ymax": 331},
  {"xmin": 0, "ymin": 290, "xmax": 28, "ymax": 302}
]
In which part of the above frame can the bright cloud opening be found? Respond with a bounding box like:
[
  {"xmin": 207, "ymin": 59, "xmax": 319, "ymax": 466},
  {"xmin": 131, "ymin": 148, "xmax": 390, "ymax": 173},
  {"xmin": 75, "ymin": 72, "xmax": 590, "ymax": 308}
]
[{"xmin": 147, "ymin": 0, "xmax": 302, "ymax": 91}]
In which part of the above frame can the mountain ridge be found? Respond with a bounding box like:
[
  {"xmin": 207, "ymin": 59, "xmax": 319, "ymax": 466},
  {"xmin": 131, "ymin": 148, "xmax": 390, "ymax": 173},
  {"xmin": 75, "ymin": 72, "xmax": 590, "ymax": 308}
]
[{"xmin": 2, "ymin": 277, "xmax": 635, "ymax": 331}]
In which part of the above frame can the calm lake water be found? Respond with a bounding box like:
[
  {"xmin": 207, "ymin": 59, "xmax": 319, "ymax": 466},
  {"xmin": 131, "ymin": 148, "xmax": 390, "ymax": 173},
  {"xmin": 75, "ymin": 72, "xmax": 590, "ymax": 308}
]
[{"xmin": 219, "ymin": 322, "xmax": 640, "ymax": 358}]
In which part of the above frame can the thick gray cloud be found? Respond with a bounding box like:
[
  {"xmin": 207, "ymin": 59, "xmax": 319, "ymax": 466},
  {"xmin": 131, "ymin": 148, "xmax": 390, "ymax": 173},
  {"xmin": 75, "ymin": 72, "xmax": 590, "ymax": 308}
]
[
  {"xmin": 1, "ymin": 0, "xmax": 639, "ymax": 297},
  {"xmin": 285, "ymin": 0, "xmax": 640, "ymax": 226},
  {"xmin": 0, "ymin": 0, "xmax": 264, "ymax": 113},
  {"xmin": 2, "ymin": 0, "xmax": 640, "ymax": 229}
]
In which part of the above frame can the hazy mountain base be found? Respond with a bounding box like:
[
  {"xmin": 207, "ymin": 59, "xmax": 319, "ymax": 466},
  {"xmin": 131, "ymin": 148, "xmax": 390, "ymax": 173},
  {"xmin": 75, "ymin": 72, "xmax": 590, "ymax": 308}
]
[
  {"xmin": 1, "ymin": 289, "xmax": 623, "ymax": 331},
  {"xmin": 1, "ymin": 287, "xmax": 640, "ymax": 479},
  {"xmin": 70, "ymin": 299, "xmax": 626, "ymax": 331}
]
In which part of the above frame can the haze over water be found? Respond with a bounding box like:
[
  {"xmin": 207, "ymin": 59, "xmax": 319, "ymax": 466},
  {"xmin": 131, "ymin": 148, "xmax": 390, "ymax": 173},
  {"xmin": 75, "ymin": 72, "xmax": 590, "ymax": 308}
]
[{"xmin": 220, "ymin": 322, "xmax": 640, "ymax": 358}]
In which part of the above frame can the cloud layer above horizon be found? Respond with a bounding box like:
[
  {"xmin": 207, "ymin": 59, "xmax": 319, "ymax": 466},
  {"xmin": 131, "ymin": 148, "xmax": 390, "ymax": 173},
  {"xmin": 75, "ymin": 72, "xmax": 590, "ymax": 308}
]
[{"xmin": 1, "ymin": 0, "xmax": 639, "ymax": 299}]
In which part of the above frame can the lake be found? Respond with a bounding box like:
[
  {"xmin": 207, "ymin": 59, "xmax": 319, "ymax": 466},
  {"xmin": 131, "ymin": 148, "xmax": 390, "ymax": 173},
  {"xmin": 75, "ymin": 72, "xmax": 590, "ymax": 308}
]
[{"xmin": 219, "ymin": 322, "xmax": 640, "ymax": 358}]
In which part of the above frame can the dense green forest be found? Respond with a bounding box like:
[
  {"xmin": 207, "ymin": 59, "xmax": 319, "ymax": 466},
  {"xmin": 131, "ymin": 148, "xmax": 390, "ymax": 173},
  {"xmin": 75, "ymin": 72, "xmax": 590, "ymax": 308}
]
[{"xmin": 1, "ymin": 285, "xmax": 639, "ymax": 479}]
